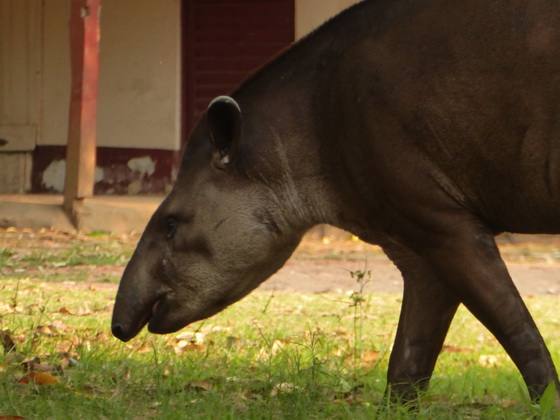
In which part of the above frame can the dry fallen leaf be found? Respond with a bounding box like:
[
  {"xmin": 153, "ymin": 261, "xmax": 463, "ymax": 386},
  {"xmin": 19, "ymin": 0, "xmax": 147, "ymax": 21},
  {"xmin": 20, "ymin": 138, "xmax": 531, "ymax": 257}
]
[
  {"xmin": 36, "ymin": 326, "xmax": 55, "ymax": 336},
  {"xmin": 55, "ymin": 340, "xmax": 74, "ymax": 353},
  {"xmin": 175, "ymin": 331, "xmax": 205, "ymax": 344},
  {"xmin": 172, "ymin": 341, "xmax": 208, "ymax": 354},
  {"xmin": 50, "ymin": 320, "xmax": 70, "ymax": 332},
  {"xmin": 344, "ymin": 350, "xmax": 381, "ymax": 368},
  {"xmin": 18, "ymin": 372, "xmax": 59, "ymax": 385},
  {"xmin": 0, "ymin": 303, "xmax": 22, "ymax": 314},
  {"xmin": 76, "ymin": 305, "xmax": 94, "ymax": 316},
  {"xmin": 186, "ymin": 380, "xmax": 213, "ymax": 392},
  {"xmin": 56, "ymin": 306, "xmax": 94, "ymax": 316},
  {"xmin": 57, "ymin": 307, "xmax": 73, "ymax": 315},
  {"xmin": 258, "ymin": 339, "xmax": 286, "ymax": 359},
  {"xmin": 0, "ymin": 415, "xmax": 26, "ymax": 420}
]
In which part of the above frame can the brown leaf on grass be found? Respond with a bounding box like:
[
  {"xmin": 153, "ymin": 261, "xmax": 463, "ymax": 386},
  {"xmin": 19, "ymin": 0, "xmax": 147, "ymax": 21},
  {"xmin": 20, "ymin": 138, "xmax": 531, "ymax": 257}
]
[
  {"xmin": 175, "ymin": 331, "xmax": 205, "ymax": 344},
  {"xmin": 168, "ymin": 331, "xmax": 208, "ymax": 354},
  {"xmin": 55, "ymin": 340, "xmax": 73, "ymax": 353},
  {"xmin": 50, "ymin": 320, "xmax": 70, "ymax": 332},
  {"xmin": 258, "ymin": 339, "xmax": 287, "ymax": 359},
  {"xmin": 0, "ymin": 303, "xmax": 22, "ymax": 314},
  {"xmin": 186, "ymin": 380, "xmax": 213, "ymax": 392},
  {"xmin": 75, "ymin": 305, "xmax": 94, "ymax": 316},
  {"xmin": 0, "ymin": 415, "xmax": 26, "ymax": 420},
  {"xmin": 332, "ymin": 327, "xmax": 350, "ymax": 336},
  {"xmin": 56, "ymin": 307, "xmax": 73, "ymax": 315},
  {"xmin": 18, "ymin": 372, "xmax": 58, "ymax": 385},
  {"xmin": 344, "ymin": 350, "xmax": 381, "ymax": 369},
  {"xmin": 0, "ymin": 330, "xmax": 16, "ymax": 353},
  {"xmin": 0, "ymin": 303, "xmax": 13, "ymax": 313},
  {"xmin": 36, "ymin": 326, "xmax": 55, "ymax": 336},
  {"xmin": 55, "ymin": 306, "xmax": 94, "ymax": 316},
  {"xmin": 172, "ymin": 340, "xmax": 208, "ymax": 354}
]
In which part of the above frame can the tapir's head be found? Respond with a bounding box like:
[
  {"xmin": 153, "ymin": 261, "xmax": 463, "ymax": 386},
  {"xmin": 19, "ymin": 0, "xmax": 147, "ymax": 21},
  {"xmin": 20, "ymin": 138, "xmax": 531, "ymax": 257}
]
[{"xmin": 111, "ymin": 96, "xmax": 304, "ymax": 341}]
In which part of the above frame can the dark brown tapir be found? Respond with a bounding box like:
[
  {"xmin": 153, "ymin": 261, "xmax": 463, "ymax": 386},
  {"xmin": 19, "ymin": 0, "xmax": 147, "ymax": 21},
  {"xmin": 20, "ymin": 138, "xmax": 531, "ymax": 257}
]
[{"xmin": 112, "ymin": 0, "xmax": 560, "ymax": 402}]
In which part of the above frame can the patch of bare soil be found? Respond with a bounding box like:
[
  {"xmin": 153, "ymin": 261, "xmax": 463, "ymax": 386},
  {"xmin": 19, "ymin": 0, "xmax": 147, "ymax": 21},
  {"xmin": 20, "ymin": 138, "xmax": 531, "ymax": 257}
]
[
  {"xmin": 260, "ymin": 236, "xmax": 560, "ymax": 296},
  {"xmin": 1, "ymin": 228, "xmax": 560, "ymax": 296}
]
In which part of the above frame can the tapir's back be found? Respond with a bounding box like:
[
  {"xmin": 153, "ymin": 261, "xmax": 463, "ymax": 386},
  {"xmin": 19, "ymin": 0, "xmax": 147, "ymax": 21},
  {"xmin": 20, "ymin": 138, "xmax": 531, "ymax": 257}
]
[{"xmin": 319, "ymin": 0, "xmax": 560, "ymax": 234}]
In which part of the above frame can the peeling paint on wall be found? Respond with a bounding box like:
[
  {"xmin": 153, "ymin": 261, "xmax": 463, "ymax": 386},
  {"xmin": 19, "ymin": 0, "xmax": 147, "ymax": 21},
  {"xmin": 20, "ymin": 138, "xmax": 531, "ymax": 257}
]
[
  {"xmin": 127, "ymin": 156, "xmax": 156, "ymax": 177},
  {"xmin": 32, "ymin": 146, "xmax": 178, "ymax": 195},
  {"xmin": 42, "ymin": 160, "xmax": 66, "ymax": 192},
  {"xmin": 95, "ymin": 167, "xmax": 104, "ymax": 183},
  {"xmin": 42, "ymin": 160, "xmax": 105, "ymax": 193}
]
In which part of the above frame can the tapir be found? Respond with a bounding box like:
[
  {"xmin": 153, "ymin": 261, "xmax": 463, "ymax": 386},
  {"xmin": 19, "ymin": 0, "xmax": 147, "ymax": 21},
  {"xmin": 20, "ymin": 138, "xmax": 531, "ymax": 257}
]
[{"xmin": 112, "ymin": 0, "xmax": 560, "ymax": 401}]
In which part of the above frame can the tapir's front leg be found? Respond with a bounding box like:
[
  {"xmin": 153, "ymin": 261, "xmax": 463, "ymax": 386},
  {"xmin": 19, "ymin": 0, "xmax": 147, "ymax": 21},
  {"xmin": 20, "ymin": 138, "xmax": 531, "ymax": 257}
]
[
  {"xmin": 382, "ymin": 242, "xmax": 460, "ymax": 401},
  {"xmin": 400, "ymin": 219, "xmax": 559, "ymax": 402}
]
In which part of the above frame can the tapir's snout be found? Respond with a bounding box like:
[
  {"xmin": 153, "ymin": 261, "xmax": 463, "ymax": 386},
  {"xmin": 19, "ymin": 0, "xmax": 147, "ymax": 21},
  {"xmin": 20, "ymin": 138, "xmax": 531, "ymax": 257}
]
[
  {"xmin": 111, "ymin": 322, "xmax": 132, "ymax": 342},
  {"xmin": 111, "ymin": 243, "xmax": 172, "ymax": 342},
  {"xmin": 111, "ymin": 291, "xmax": 167, "ymax": 342},
  {"xmin": 112, "ymin": 280, "xmax": 174, "ymax": 340}
]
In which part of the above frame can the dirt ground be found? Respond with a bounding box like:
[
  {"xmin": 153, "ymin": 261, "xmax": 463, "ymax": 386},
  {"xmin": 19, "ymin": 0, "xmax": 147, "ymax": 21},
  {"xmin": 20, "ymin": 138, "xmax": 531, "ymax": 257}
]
[
  {"xmin": 262, "ymin": 236, "xmax": 560, "ymax": 296},
  {"xmin": 1, "ymin": 228, "xmax": 560, "ymax": 297}
]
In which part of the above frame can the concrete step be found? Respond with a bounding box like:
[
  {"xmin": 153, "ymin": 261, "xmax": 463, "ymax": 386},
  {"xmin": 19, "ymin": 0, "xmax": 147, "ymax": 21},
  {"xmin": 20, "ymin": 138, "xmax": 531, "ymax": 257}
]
[{"xmin": 0, "ymin": 194, "xmax": 163, "ymax": 234}]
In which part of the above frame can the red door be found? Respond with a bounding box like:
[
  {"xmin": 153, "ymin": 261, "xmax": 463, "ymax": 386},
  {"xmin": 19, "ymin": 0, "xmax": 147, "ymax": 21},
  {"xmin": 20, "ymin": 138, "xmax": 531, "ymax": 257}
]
[{"xmin": 182, "ymin": 0, "xmax": 294, "ymax": 140}]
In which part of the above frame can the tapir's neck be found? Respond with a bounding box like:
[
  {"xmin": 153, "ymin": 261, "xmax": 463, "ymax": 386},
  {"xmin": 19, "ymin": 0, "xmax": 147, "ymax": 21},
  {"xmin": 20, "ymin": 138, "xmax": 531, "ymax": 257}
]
[
  {"xmin": 228, "ymin": 0, "xmax": 428, "ymax": 236},
  {"xmin": 232, "ymin": 70, "xmax": 340, "ymax": 232},
  {"xmin": 232, "ymin": 90, "xmax": 336, "ymax": 232}
]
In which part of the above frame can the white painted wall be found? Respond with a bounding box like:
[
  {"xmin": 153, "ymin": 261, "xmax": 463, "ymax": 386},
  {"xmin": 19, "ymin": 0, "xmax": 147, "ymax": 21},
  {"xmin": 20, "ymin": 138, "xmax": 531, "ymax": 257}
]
[
  {"xmin": 97, "ymin": 0, "xmax": 181, "ymax": 150},
  {"xmin": 0, "ymin": 0, "xmax": 41, "ymax": 192},
  {"xmin": 41, "ymin": 0, "xmax": 181, "ymax": 151},
  {"xmin": 6, "ymin": 0, "xmax": 356, "ymax": 154},
  {"xmin": 295, "ymin": 0, "xmax": 362, "ymax": 39}
]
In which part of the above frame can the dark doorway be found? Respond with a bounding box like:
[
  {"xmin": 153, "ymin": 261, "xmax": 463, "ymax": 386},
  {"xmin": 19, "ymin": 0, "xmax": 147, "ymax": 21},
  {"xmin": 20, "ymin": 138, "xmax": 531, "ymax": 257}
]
[{"xmin": 181, "ymin": 0, "xmax": 295, "ymax": 143}]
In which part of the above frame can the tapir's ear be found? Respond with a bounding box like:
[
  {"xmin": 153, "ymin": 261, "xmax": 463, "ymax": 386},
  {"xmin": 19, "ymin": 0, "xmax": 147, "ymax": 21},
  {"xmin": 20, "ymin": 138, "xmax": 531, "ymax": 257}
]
[{"xmin": 207, "ymin": 96, "xmax": 242, "ymax": 169}]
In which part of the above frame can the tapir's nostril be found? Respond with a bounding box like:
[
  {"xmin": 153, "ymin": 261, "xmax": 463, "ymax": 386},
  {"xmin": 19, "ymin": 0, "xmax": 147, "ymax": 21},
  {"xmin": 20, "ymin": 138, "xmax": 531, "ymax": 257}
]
[{"xmin": 112, "ymin": 323, "xmax": 125, "ymax": 340}]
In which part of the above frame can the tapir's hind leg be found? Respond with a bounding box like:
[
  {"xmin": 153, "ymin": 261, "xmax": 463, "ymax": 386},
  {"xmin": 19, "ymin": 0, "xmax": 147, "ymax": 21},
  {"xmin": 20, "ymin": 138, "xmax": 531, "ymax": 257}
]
[
  {"xmin": 398, "ymin": 219, "xmax": 559, "ymax": 402},
  {"xmin": 382, "ymin": 242, "xmax": 460, "ymax": 401}
]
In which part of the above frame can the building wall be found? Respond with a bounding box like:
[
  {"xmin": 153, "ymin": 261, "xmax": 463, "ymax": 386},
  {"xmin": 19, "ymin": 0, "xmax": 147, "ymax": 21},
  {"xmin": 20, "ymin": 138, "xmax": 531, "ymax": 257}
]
[
  {"xmin": 38, "ymin": 0, "xmax": 357, "ymax": 150},
  {"xmin": 295, "ymin": 0, "xmax": 362, "ymax": 39},
  {"xmin": 0, "ymin": 0, "xmax": 41, "ymax": 193},
  {"xmin": 34, "ymin": 0, "xmax": 181, "ymax": 195},
  {"xmin": 0, "ymin": 0, "xmax": 359, "ymax": 195},
  {"xmin": 42, "ymin": 0, "xmax": 181, "ymax": 150}
]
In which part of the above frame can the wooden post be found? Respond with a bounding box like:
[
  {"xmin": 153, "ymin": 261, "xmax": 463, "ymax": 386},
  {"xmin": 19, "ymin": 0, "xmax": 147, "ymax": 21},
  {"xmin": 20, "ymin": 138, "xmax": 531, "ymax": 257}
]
[{"xmin": 63, "ymin": 0, "xmax": 100, "ymax": 226}]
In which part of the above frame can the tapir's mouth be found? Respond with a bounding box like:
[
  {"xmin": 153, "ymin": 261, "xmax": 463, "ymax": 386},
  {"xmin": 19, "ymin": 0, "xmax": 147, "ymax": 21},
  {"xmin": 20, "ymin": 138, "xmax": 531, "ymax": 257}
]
[
  {"xmin": 137, "ymin": 297, "xmax": 163, "ymax": 334},
  {"xmin": 112, "ymin": 293, "xmax": 166, "ymax": 342}
]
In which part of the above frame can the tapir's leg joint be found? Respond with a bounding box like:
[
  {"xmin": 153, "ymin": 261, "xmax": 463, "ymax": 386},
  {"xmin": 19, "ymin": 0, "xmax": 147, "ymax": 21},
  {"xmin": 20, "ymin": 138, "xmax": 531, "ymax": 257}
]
[
  {"xmin": 403, "ymin": 222, "xmax": 559, "ymax": 403},
  {"xmin": 382, "ymin": 241, "xmax": 460, "ymax": 401}
]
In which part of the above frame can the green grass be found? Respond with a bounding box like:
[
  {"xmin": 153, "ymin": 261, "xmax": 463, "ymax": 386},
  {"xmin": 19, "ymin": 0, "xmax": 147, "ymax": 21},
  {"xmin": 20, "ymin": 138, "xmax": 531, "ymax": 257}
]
[
  {"xmin": 0, "ymin": 228, "xmax": 559, "ymax": 418},
  {"xmin": 0, "ymin": 278, "xmax": 559, "ymax": 419},
  {"xmin": 0, "ymin": 229, "xmax": 135, "ymax": 283}
]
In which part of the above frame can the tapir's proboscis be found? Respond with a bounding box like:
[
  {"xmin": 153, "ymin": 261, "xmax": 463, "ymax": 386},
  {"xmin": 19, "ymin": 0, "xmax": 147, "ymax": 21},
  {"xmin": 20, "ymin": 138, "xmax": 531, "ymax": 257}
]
[{"xmin": 112, "ymin": 0, "xmax": 560, "ymax": 402}]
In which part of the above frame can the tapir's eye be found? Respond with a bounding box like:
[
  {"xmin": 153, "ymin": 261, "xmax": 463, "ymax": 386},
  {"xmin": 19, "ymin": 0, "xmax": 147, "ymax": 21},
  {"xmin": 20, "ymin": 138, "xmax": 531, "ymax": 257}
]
[{"xmin": 166, "ymin": 217, "xmax": 178, "ymax": 239}]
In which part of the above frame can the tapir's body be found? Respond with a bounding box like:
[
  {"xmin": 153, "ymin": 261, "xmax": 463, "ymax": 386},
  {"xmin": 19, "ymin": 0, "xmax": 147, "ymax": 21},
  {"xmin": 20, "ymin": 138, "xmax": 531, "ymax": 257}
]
[{"xmin": 113, "ymin": 0, "xmax": 560, "ymax": 401}]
